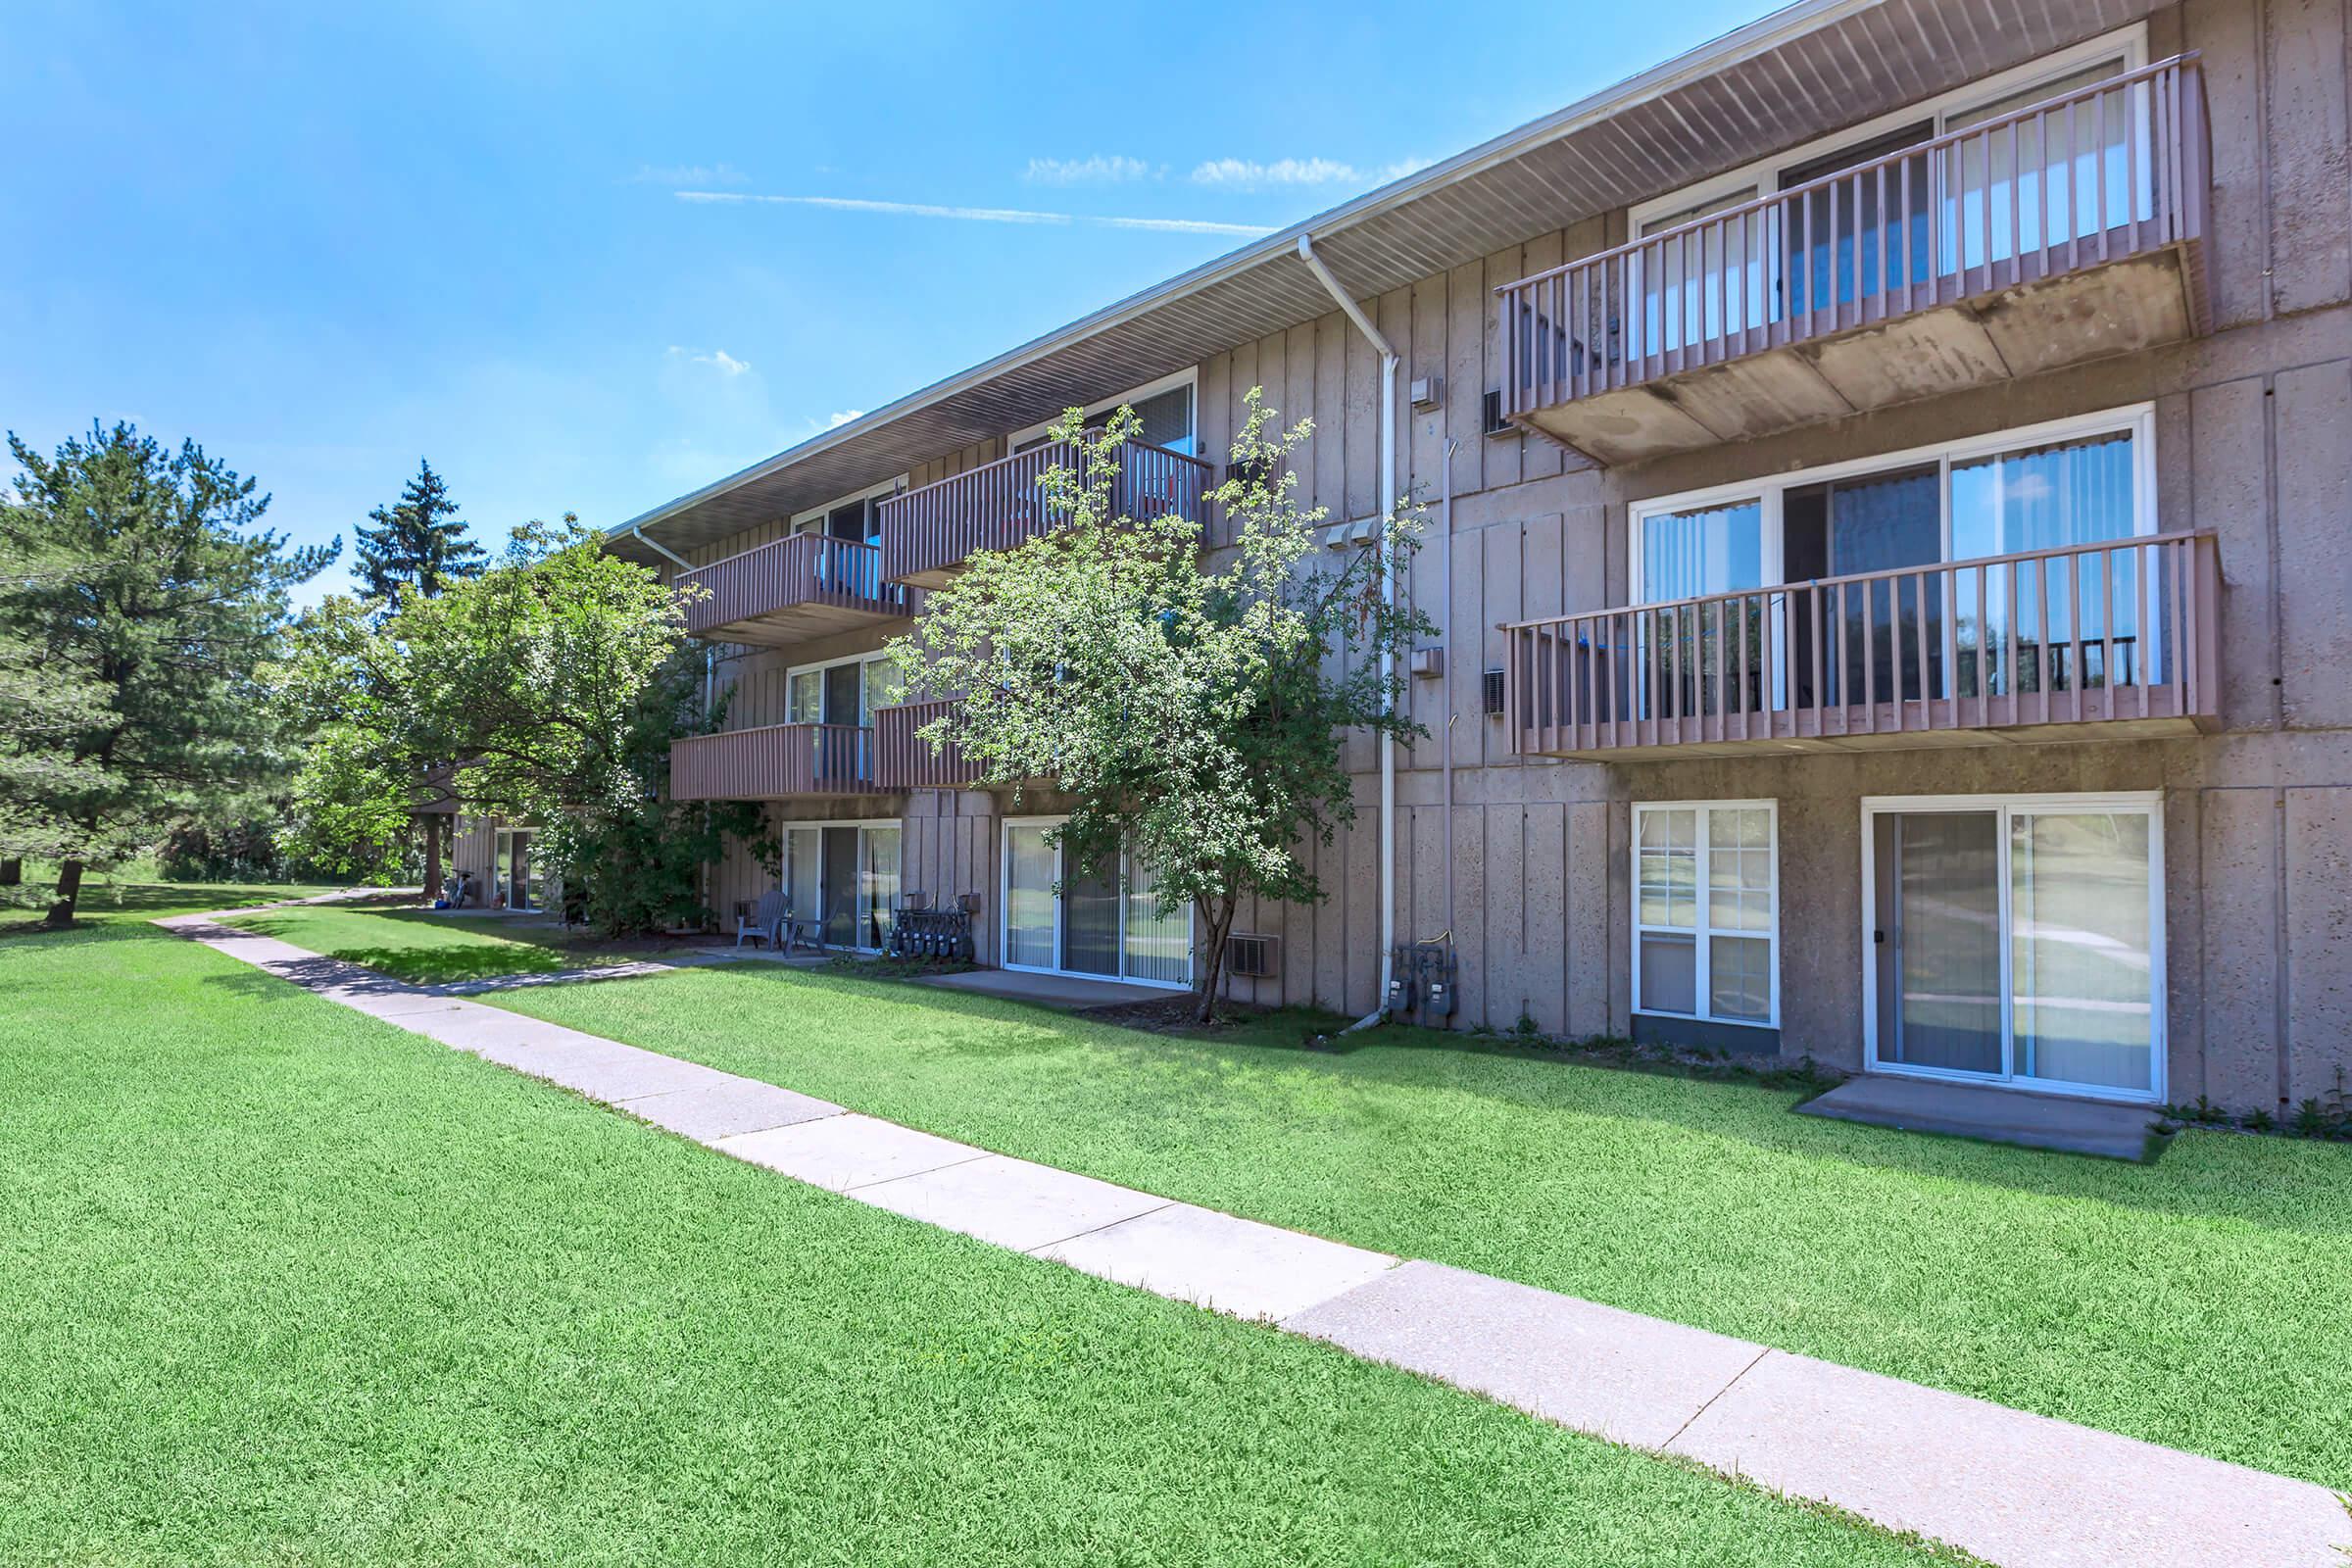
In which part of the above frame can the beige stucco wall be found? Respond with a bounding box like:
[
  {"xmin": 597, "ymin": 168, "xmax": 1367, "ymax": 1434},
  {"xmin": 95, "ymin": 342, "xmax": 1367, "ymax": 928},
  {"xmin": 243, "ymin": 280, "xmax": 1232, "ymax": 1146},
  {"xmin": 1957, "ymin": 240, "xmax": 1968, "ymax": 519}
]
[{"xmin": 674, "ymin": 0, "xmax": 2350, "ymax": 1113}]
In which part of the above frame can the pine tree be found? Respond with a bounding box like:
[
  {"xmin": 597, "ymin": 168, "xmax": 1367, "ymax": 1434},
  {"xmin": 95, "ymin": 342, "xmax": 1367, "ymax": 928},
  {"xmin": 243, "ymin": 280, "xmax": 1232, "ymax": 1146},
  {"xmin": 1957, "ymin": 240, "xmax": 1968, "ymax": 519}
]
[
  {"xmin": 354, "ymin": 459, "xmax": 483, "ymax": 614},
  {"xmin": 0, "ymin": 422, "xmax": 336, "ymax": 923}
]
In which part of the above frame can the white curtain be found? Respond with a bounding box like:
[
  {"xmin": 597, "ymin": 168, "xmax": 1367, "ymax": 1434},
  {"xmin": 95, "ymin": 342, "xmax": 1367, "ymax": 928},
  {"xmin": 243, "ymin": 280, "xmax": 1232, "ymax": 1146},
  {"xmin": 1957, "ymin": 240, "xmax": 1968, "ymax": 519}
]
[
  {"xmin": 858, "ymin": 827, "xmax": 900, "ymax": 951},
  {"xmin": 1005, "ymin": 826, "xmax": 1056, "ymax": 969},
  {"xmin": 2011, "ymin": 810, "xmax": 2155, "ymax": 1091},
  {"xmin": 1122, "ymin": 855, "xmax": 1193, "ymax": 986}
]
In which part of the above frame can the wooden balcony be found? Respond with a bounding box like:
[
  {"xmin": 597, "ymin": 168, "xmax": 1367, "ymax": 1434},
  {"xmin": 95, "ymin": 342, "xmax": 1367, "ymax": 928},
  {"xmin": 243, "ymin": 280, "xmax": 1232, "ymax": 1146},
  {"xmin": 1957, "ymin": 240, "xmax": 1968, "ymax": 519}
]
[
  {"xmin": 1497, "ymin": 56, "xmax": 2211, "ymax": 466},
  {"xmin": 676, "ymin": 535, "xmax": 907, "ymax": 647},
  {"xmin": 669, "ymin": 723, "xmax": 886, "ymax": 801},
  {"xmin": 874, "ymin": 700, "xmax": 984, "ymax": 790},
  {"xmin": 1506, "ymin": 533, "xmax": 2219, "ymax": 760},
  {"xmin": 877, "ymin": 439, "xmax": 1211, "ymax": 588}
]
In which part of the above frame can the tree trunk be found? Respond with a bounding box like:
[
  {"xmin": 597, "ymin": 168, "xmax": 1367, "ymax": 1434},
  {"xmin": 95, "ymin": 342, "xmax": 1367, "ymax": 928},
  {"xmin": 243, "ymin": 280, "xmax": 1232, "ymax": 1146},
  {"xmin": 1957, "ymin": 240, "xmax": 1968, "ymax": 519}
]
[
  {"xmin": 0, "ymin": 858, "xmax": 20, "ymax": 886},
  {"xmin": 421, "ymin": 814, "xmax": 444, "ymax": 904},
  {"xmin": 46, "ymin": 858, "xmax": 83, "ymax": 926},
  {"xmin": 1193, "ymin": 894, "xmax": 1235, "ymax": 1023}
]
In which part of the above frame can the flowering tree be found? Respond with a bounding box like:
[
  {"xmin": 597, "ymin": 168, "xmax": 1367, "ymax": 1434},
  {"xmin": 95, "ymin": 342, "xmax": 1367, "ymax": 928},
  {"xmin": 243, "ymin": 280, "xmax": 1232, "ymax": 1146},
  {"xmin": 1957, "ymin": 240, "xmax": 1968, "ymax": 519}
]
[{"xmin": 890, "ymin": 389, "xmax": 1431, "ymax": 1020}]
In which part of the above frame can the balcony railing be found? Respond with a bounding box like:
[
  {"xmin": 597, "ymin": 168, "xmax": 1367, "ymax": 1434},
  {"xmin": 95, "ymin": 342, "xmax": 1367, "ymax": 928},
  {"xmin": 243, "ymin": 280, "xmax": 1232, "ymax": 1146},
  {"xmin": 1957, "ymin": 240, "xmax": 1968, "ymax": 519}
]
[
  {"xmin": 878, "ymin": 438, "xmax": 1212, "ymax": 587},
  {"xmin": 874, "ymin": 699, "xmax": 984, "ymax": 790},
  {"xmin": 669, "ymin": 723, "xmax": 881, "ymax": 800},
  {"xmin": 676, "ymin": 535, "xmax": 907, "ymax": 645},
  {"xmin": 1505, "ymin": 533, "xmax": 2219, "ymax": 759},
  {"xmin": 1497, "ymin": 56, "xmax": 2210, "ymax": 457}
]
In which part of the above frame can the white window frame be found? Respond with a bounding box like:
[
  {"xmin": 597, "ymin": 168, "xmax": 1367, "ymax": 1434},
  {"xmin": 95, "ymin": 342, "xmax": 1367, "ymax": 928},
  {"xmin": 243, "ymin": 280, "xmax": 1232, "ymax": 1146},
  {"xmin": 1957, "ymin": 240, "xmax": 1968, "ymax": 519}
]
[
  {"xmin": 1007, "ymin": 367, "xmax": 1200, "ymax": 454},
  {"xmin": 779, "ymin": 817, "xmax": 903, "ymax": 954},
  {"xmin": 1859, "ymin": 791, "xmax": 2166, "ymax": 1104},
  {"xmin": 1627, "ymin": 403, "xmax": 2159, "ymax": 606},
  {"xmin": 1631, "ymin": 799, "xmax": 1780, "ymax": 1030},
  {"xmin": 999, "ymin": 814, "xmax": 1195, "ymax": 990},
  {"xmin": 789, "ymin": 474, "xmax": 908, "ymax": 542},
  {"xmin": 784, "ymin": 649, "xmax": 904, "ymax": 728},
  {"xmin": 1629, "ymin": 24, "xmax": 2149, "ymax": 238}
]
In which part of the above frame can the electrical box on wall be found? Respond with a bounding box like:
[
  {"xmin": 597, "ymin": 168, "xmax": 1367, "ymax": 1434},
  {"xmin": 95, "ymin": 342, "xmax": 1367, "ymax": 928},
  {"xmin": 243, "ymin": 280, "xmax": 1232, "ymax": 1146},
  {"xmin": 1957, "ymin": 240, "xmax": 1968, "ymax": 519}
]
[
  {"xmin": 1409, "ymin": 648, "xmax": 1446, "ymax": 680},
  {"xmin": 1408, "ymin": 375, "xmax": 1443, "ymax": 411}
]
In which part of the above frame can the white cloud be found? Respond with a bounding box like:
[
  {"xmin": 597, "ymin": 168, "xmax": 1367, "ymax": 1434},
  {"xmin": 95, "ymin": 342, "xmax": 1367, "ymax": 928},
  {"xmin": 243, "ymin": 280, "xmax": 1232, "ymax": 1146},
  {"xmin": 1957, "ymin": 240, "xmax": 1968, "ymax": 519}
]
[
  {"xmin": 666, "ymin": 345, "xmax": 752, "ymax": 375},
  {"xmin": 629, "ymin": 162, "xmax": 749, "ymax": 186},
  {"xmin": 676, "ymin": 190, "xmax": 1269, "ymax": 237},
  {"xmin": 1023, "ymin": 154, "xmax": 1153, "ymax": 185},
  {"xmin": 1187, "ymin": 156, "xmax": 1430, "ymax": 191},
  {"xmin": 823, "ymin": 409, "xmax": 862, "ymax": 429}
]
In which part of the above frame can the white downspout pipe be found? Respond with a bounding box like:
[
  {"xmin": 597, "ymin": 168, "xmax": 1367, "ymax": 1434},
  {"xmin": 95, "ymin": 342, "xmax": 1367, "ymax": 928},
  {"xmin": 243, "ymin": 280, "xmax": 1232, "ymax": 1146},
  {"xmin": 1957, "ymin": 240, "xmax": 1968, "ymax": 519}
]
[{"xmin": 1297, "ymin": 234, "xmax": 1399, "ymax": 1026}]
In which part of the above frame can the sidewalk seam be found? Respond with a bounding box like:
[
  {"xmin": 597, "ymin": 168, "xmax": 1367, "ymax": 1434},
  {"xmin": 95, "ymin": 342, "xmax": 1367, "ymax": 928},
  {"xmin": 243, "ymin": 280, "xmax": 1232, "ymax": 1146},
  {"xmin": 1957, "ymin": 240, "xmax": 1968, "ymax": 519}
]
[{"xmin": 1662, "ymin": 1346, "xmax": 1773, "ymax": 1452}]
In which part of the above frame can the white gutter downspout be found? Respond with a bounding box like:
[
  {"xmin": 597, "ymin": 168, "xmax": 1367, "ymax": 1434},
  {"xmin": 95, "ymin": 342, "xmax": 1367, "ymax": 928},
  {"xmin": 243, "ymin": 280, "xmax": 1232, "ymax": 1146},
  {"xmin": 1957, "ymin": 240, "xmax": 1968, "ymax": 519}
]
[{"xmin": 1298, "ymin": 234, "xmax": 1398, "ymax": 1027}]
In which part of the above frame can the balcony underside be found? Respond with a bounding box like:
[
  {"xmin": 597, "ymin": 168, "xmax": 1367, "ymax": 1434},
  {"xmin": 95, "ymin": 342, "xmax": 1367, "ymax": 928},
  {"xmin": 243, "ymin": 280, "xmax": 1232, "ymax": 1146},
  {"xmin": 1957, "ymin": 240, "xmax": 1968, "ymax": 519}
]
[
  {"xmin": 1525, "ymin": 243, "xmax": 2205, "ymax": 466},
  {"xmin": 697, "ymin": 600, "xmax": 906, "ymax": 650},
  {"xmin": 1521, "ymin": 697, "xmax": 2214, "ymax": 762}
]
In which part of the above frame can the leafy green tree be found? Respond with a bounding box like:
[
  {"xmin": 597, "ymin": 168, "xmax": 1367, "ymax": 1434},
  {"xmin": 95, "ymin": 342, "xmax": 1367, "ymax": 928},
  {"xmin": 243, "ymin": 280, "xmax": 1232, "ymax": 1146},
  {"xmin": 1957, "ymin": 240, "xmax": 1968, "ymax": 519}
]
[
  {"xmin": 354, "ymin": 459, "xmax": 483, "ymax": 615},
  {"xmin": 289, "ymin": 517, "xmax": 764, "ymax": 934},
  {"xmin": 889, "ymin": 390, "xmax": 1432, "ymax": 1020},
  {"xmin": 0, "ymin": 423, "xmax": 335, "ymax": 924}
]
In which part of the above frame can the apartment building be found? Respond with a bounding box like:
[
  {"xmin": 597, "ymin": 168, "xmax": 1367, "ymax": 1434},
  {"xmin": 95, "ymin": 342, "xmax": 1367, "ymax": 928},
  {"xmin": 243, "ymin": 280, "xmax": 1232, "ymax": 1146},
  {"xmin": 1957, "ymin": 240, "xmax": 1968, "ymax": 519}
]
[{"xmin": 610, "ymin": 0, "xmax": 2352, "ymax": 1128}]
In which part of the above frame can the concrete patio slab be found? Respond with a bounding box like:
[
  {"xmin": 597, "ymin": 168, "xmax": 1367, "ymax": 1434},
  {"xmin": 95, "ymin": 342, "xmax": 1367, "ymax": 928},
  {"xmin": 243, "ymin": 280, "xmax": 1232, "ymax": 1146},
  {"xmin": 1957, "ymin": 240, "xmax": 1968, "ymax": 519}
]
[
  {"xmin": 1796, "ymin": 1076, "xmax": 2165, "ymax": 1160},
  {"xmin": 616, "ymin": 1078, "xmax": 844, "ymax": 1141},
  {"xmin": 1034, "ymin": 1202, "xmax": 1397, "ymax": 1322},
  {"xmin": 1667, "ymin": 1348, "xmax": 2348, "ymax": 1568},
  {"xmin": 856, "ymin": 1153, "xmax": 1171, "ymax": 1252},
  {"xmin": 917, "ymin": 968, "xmax": 1175, "ymax": 1010},
  {"xmin": 1284, "ymin": 1260, "xmax": 1768, "ymax": 1449},
  {"xmin": 715, "ymin": 1113, "xmax": 988, "ymax": 1193}
]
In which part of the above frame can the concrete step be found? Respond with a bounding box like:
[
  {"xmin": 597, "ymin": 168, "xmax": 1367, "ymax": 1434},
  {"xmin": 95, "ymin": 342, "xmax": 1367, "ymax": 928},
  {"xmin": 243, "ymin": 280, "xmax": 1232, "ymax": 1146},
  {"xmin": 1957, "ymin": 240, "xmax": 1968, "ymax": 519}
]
[{"xmin": 1795, "ymin": 1075, "xmax": 2166, "ymax": 1160}]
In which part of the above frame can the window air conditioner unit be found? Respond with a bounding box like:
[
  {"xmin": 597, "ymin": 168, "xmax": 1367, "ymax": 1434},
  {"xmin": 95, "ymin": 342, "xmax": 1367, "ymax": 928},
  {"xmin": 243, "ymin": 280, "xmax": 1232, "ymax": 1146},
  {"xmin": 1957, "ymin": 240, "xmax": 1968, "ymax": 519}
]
[{"xmin": 1226, "ymin": 933, "xmax": 1281, "ymax": 980}]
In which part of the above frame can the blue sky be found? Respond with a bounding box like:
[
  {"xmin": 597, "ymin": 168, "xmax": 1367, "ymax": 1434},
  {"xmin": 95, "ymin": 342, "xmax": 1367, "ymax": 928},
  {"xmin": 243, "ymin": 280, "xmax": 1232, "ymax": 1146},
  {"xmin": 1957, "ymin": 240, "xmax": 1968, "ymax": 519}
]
[{"xmin": 4, "ymin": 0, "xmax": 1766, "ymax": 603}]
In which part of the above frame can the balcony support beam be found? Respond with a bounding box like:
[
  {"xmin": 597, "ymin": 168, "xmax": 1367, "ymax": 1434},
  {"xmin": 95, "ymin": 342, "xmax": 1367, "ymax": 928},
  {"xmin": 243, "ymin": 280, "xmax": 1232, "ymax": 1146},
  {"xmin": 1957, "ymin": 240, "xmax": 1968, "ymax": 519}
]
[{"xmin": 1298, "ymin": 233, "xmax": 1399, "ymax": 1020}]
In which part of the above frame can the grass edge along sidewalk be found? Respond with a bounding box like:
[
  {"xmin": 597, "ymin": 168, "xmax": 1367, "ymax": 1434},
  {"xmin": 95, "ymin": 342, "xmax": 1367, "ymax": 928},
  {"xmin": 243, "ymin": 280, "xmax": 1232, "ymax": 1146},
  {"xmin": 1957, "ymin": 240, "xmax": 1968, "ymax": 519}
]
[
  {"xmin": 154, "ymin": 908, "xmax": 2352, "ymax": 1568},
  {"xmin": 1, "ymin": 907, "xmax": 1962, "ymax": 1568}
]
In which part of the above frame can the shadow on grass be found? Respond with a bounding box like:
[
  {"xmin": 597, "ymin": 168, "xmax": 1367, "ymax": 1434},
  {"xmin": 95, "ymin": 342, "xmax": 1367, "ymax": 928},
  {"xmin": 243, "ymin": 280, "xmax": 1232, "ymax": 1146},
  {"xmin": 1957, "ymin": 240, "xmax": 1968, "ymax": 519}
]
[
  {"xmin": 662, "ymin": 961, "xmax": 2352, "ymax": 1238},
  {"xmin": 223, "ymin": 910, "xmax": 571, "ymax": 987}
]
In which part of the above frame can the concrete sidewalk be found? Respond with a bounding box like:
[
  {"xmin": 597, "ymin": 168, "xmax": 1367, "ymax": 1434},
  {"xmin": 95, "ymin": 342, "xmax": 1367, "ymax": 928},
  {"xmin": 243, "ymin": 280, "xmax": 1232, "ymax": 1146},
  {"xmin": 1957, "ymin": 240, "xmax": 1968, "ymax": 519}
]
[{"xmin": 157, "ymin": 908, "xmax": 2348, "ymax": 1568}]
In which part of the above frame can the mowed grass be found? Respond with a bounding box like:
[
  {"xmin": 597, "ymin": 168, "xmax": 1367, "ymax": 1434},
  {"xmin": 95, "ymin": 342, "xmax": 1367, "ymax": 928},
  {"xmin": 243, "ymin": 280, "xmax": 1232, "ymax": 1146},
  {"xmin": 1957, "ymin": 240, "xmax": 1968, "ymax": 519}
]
[
  {"xmin": 222, "ymin": 903, "xmax": 579, "ymax": 984},
  {"xmin": 1, "ymin": 872, "xmax": 342, "ymax": 927},
  {"xmin": 487, "ymin": 958, "xmax": 2352, "ymax": 1491},
  {"xmin": 0, "ymin": 908, "xmax": 1965, "ymax": 1567}
]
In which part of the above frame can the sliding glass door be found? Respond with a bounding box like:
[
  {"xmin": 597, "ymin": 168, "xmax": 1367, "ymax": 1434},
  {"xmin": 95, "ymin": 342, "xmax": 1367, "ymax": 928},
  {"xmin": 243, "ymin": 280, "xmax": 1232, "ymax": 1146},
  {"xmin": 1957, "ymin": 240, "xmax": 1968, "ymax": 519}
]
[
  {"xmin": 781, "ymin": 822, "xmax": 900, "ymax": 951},
  {"xmin": 1002, "ymin": 818, "xmax": 1194, "ymax": 988},
  {"xmin": 1868, "ymin": 796, "xmax": 2161, "ymax": 1100},
  {"xmin": 1631, "ymin": 409, "xmax": 2158, "ymax": 724}
]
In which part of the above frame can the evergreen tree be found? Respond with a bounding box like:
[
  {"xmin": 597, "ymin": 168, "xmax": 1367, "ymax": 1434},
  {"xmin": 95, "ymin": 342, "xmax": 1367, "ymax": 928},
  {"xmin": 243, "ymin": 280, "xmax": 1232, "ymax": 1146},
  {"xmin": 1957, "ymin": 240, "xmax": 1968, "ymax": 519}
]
[
  {"xmin": 0, "ymin": 422, "xmax": 336, "ymax": 924},
  {"xmin": 353, "ymin": 459, "xmax": 482, "ymax": 613}
]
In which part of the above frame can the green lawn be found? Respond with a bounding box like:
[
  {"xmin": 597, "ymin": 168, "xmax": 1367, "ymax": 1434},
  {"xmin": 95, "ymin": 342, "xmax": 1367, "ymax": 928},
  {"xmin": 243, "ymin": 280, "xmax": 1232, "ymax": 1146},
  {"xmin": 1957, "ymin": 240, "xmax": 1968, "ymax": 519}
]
[
  {"xmin": 0, "ymin": 900, "xmax": 1963, "ymax": 1566},
  {"xmin": 481, "ymin": 958, "xmax": 2352, "ymax": 1492},
  {"xmin": 1, "ymin": 871, "xmax": 343, "ymax": 926},
  {"xmin": 221, "ymin": 903, "xmax": 582, "ymax": 984}
]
